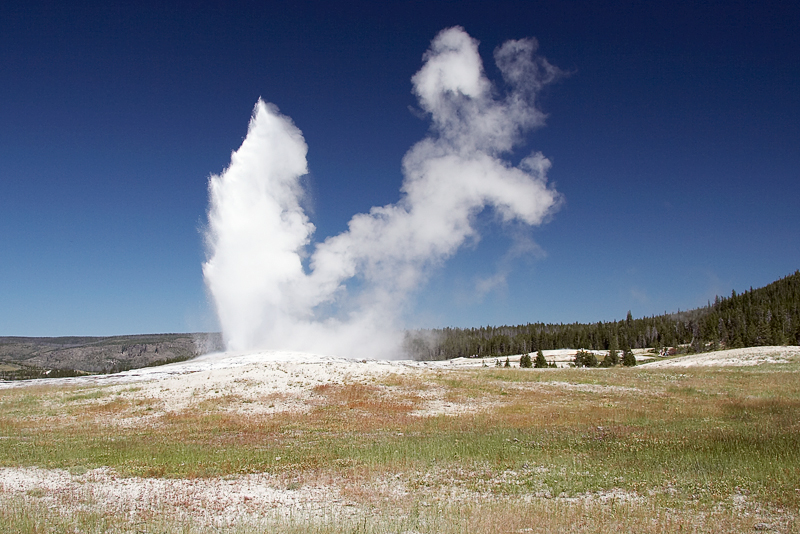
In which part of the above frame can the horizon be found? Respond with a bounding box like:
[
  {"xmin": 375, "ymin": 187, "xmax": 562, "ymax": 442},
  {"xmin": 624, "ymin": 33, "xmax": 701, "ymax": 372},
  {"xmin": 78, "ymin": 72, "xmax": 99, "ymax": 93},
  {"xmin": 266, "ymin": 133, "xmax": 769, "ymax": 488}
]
[
  {"xmin": 4, "ymin": 268, "xmax": 796, "ymax": 340},
  {"xmin": 2, "ymin": 1, "xmax": 799, "ymax": 337}
]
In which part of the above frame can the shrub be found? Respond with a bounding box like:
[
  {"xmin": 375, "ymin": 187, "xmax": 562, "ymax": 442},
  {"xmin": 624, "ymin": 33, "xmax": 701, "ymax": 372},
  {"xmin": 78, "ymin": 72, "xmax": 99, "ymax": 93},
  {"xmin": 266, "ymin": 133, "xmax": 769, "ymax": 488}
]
[
  {"xmin": 622, "ymin": 348, "xmax": 637, "ymax": 366},
  {"xmin": 600, "ymin": 349, "xmax": 619, "ymax": 367},
  {"xmin": 574, "ymin": 350, "xmax": 598, "ymax": 368}
]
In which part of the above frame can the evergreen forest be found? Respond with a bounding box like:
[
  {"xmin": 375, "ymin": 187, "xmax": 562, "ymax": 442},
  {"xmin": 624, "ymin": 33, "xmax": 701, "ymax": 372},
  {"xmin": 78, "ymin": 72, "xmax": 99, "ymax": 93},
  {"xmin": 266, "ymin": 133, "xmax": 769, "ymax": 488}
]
[{"xmin": 403, "ymin": 270, "xmax": 800, "ymax": 360}]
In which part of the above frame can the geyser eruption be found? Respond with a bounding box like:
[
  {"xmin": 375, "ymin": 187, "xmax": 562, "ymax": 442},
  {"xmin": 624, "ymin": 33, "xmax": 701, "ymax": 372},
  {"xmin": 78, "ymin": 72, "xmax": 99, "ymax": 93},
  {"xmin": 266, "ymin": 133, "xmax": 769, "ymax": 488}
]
[{"xmin": 203, "ymin": 27, "xmax": 562, "ymax": 358}]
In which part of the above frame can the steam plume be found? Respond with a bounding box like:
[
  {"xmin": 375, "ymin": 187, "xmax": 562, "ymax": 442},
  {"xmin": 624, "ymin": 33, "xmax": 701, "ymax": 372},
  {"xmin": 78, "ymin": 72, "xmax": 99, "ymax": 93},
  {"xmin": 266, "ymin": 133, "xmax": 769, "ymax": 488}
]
[{"xmin": 203, "ymin": 27, "xmax": 562, "ymax": 358}]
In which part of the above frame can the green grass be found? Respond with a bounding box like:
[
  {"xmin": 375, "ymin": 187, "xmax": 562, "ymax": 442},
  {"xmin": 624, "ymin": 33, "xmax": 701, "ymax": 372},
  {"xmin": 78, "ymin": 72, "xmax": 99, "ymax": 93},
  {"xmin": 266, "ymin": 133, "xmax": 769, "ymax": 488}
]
[
  {"xmin": 1, "ymin": 361, "xmax": 799, "ymax": 532},
  {"xmin": 0, "ymin": 492, "xmax": 786, "ymax": 534}
]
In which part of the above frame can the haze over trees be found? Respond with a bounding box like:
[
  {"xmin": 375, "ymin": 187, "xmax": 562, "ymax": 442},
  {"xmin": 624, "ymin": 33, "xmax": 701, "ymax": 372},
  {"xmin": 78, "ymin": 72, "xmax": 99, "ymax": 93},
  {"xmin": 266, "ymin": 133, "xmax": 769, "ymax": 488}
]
[{"xmin": 404, "ymin": 271, "xmax": 800, "ymax": 360}]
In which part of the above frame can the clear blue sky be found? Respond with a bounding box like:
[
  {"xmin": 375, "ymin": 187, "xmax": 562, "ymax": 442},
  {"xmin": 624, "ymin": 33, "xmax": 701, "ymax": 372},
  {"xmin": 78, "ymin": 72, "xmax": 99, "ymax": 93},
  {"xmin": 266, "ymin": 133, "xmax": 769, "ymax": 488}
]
[{"xmin": 2, "ymin": 0, "xmax": 798, "ymax": 336}]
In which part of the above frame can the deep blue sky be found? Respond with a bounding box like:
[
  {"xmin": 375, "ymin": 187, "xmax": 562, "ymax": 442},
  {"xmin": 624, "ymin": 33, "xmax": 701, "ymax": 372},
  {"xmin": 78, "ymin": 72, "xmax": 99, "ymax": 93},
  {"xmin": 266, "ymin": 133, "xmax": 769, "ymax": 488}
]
[{"xmin": 2, "ymin": 0, "xmax": 798, "ymax": 336}]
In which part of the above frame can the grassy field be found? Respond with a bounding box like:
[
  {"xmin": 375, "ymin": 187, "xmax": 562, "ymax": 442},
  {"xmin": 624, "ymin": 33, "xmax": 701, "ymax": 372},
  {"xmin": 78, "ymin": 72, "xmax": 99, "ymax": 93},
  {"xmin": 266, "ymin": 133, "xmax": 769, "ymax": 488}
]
[{"xmin": 1, "ymin": 357, "xmax": 798, "ymax": 533}]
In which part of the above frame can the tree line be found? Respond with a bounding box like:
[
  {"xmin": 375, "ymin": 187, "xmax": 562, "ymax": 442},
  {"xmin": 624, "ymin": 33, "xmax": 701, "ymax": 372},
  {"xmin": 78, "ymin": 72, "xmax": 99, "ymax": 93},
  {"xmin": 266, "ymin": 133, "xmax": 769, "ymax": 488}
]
[{"xmin": 404, "ymin": 270, "xmax": 800, "ymax": 360}]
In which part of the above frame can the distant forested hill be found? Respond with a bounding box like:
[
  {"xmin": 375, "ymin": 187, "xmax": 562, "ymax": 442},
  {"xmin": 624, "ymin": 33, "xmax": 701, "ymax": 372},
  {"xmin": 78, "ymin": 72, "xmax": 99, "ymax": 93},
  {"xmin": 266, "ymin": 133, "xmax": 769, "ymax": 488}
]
[
  {"xmin": 404, "ymin": 270, "xmax": 800, "ymax": 360},
  {"xmin": 0, "ymin": 333, "xmax": 223, "ymax": 380}
]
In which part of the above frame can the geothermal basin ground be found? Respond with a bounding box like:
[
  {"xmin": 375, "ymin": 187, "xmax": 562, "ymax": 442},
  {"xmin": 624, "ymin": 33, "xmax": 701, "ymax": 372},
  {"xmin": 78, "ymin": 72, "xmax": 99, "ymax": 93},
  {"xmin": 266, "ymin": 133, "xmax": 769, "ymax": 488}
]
[{"xmin": 1, "ymin": 346, "xmax": 800, "ymax": 533}]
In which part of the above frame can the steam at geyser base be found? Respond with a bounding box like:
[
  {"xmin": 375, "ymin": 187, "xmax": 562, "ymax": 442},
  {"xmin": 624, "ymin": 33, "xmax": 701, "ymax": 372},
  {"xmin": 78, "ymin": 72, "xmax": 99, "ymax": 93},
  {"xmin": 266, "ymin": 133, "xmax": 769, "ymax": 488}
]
[{"xmin": 203, "ymin": 27, "xmax": 563, "ymax": 360}]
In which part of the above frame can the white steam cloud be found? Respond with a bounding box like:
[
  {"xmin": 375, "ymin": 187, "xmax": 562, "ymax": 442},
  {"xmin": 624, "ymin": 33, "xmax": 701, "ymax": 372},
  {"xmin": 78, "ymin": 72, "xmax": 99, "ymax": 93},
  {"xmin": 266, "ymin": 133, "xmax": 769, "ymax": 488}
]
[{"xmin": 203, "ymin": 27, "xmax": 562, "ymax": 358}]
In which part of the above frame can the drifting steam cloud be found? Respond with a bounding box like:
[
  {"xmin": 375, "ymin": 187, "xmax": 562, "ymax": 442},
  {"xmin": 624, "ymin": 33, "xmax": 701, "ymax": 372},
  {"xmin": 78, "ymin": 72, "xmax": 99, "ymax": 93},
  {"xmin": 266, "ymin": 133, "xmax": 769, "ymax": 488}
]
[{"xmin": 203, "ymin": 27, "xmax": 562, "ymax": 358}]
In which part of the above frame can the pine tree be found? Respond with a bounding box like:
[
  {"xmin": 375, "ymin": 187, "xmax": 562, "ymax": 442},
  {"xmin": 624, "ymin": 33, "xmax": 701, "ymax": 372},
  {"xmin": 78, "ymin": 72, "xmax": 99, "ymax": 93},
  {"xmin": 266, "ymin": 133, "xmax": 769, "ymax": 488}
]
[
  {"xmin": 622, "ymin": 348, "xmax": 637, "ymax": 367},
  {"xmin": 504, "ymin": 357, "xmax": 511, "ymax": 368},
  {"xmin": 602, "ymin": 337, "xmax": 619, "ymax": 367},
  {"xmin": 520, "ymin": 353, "xmax": 532, "ymax": 368},
  {"xmin": 534, "ymin": 349, "xmax": 548, "ymax": 368},
  {"xmin": 574, "ymin": 350, "xmax": 598, "ymax": 368}
]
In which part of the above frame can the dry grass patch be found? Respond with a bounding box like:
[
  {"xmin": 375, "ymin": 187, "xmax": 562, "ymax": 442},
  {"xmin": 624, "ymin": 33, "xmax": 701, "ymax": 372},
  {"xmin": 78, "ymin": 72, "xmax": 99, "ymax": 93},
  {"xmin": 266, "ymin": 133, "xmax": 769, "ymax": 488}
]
[
  {"xmin": 194, "ymin": 393, "xmax": 247, "ymax": 412},
  {"xmin": 313, "ymin": 382, "xmax": 419, "ymax": 414}
]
